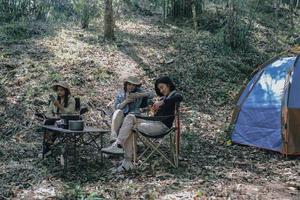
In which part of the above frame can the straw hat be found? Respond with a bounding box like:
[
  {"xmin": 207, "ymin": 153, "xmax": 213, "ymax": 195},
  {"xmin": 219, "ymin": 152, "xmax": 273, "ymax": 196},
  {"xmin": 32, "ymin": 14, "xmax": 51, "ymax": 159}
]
[
  {"xmin": 124, "ymin": 76, "xmax": 142, "ymax": 86},
  {"xmin": 52, "ymin": 81, "xmax": 71, "ymax": 94}
]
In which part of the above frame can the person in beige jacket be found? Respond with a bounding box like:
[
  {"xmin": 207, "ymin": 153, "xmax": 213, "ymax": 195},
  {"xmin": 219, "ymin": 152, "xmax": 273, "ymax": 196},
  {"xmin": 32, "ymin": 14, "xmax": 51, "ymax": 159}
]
[
  {"xmin": 46, "ymin": 82, "xmax": 76, "ymax": 117},
  {"xmin": 43, "ymin": 81, "xmax": 76, "ymax": 156}
]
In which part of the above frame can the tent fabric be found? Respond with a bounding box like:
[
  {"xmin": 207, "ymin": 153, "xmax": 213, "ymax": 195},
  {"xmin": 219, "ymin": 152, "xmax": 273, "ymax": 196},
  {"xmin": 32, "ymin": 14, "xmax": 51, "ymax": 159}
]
[
  {"xmin": 237, "ymin": 70, "xmax": 263, "ymax": 107},
  {"xmin": 232, "ymin": 57, "xmax": 297, "ymax": 152},
  {"xmin": 288, "ymin": 57, "xmax": 300, "ymax": 108}
]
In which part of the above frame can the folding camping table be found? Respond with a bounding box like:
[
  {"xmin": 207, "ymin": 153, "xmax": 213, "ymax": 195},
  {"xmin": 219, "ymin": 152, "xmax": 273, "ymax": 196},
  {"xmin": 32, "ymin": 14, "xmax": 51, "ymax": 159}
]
[{"xmin": 41, "ymin": 125, "xmax": 109, "ymax": 170}]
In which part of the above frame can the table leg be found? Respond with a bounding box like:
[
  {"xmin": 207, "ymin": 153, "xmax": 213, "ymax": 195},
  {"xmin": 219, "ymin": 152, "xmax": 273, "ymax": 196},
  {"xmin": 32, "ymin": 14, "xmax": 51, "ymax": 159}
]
[
  {"xmin": 73, "ymin": 133, "xmax": 77, "ymax": 161},
  {"xmin": 61, "ymin": 135, "xmax": 68, "ymax": 171},
  {"xmin": 42, "ymin": 130, "xmax": 46, "ymax": 160},
  {"xmin": 100, "ymin": 133, "xmax": 103, "ymax": 163}
]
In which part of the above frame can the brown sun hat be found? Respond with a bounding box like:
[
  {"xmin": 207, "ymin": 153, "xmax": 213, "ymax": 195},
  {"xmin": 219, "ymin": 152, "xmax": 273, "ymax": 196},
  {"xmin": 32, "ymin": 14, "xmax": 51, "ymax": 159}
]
[
  {"xmin": 124, "ymin": 76, "xmax": 142, "ymax": 86},
  {"xmin": 52, "ymin": 81, "xmax": 71, "ymax": 94}
]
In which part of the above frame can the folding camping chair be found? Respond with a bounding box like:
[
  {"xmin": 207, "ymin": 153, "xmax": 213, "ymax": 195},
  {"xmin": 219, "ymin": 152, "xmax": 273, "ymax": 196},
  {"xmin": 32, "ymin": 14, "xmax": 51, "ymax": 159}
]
[
  {"xmin": 74, "ymin": 97, "xmax": 89, "ymax": 116},
  {"xmin": 132, "ymin": 103, "xmax": 181, "ymax": 168}
]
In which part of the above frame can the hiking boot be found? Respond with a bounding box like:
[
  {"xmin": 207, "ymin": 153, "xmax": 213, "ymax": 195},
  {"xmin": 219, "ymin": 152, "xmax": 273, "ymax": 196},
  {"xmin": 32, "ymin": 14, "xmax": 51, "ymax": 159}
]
[{"xmin": 101, "ymin": 142, "xmax": 124, "ymax": 155}]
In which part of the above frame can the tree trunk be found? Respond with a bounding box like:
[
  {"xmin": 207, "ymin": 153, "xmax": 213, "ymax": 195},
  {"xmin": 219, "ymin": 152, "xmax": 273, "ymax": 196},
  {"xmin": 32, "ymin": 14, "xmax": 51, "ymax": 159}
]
[
  {"xmin": 274, "ymin": 0, "xmax": 279, "ymax": 18},
  {"xmin": 192, "ymin": 0, "xmax": 197, "ymax": 31},
  {"xmin": 289, "ymin": 0, "xmax": 294, "ymax": 29},
  {"xmin": 163, "ymin": 0, "xmax": 166, "ymax": 21},
  {"xmin": 225, "ymin": 0, "xmax": 238, "ymax": 49},
  {"xmin": 104, "ymin": 0, "xmax": 114, "ymax": 40}
]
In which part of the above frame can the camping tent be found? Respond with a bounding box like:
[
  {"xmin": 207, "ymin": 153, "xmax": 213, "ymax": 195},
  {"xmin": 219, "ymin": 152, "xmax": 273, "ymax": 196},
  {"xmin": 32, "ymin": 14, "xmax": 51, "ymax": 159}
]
[{"xmin": 231, "ymin": 55, "xmax": 300, "ymax": 155}]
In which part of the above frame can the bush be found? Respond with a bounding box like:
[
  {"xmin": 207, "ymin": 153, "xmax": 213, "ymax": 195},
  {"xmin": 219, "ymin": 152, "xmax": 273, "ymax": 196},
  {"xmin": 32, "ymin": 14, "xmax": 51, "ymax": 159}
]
[
  {"xmin": 72, "ymin": 0, "xmax": 100, "ymax": 29},
  {"xmin": 198, "ymin": 8, "xmax": 226, "ymax": 33},
  {"xmin": 0, "ymin": 0, "xmax": 51, "ymax": 22},
  {"xmin": 0, "ymin": 22, "xmax": 46, "ymax": 41}
]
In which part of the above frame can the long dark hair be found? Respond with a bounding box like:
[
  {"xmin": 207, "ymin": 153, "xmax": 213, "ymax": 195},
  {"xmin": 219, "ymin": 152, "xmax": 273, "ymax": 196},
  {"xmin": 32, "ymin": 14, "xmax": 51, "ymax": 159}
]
[
  {"xmin": 56, "ymin": 88, "xmax": 70, "ymax": 113},
  {"xmin": 154, "ymin": 76, "xmax": 176, "ymax": 97}
]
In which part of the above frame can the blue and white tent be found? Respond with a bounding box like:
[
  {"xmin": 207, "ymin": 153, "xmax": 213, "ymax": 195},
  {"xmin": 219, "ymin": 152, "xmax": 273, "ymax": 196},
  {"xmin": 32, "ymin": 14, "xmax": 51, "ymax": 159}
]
[{"xmin": 231, "ymin": 55, "xmax": 300, "ymax": 155}]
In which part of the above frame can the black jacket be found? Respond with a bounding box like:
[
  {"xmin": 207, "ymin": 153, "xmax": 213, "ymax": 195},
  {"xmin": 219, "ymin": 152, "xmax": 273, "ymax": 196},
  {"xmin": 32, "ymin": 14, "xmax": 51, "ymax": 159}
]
[{"xmin": 155, "ymin": 91, "xmax": 183, "ymax": 128}]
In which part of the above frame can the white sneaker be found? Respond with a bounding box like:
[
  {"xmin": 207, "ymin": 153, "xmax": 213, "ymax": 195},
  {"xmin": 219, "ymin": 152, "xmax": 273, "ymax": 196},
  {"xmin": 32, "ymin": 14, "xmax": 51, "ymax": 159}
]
[
  {"xmin": 101, "ymin": 142, "xmax": 124, "ymax": 155},
  {"xmin": 116, "ymin": 159, "xmax": 134, "ymax": 172},
  {"xmin": 109, "ymin": 132, "xmax": 118, "ymax": 143}
]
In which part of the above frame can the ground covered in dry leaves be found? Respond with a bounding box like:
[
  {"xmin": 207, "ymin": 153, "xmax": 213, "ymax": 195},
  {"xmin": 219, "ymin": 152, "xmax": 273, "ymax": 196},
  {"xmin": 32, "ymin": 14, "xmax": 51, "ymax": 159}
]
[{"xmin": 1, "ymin": 14, "xmax": 300, "ymax": 199}]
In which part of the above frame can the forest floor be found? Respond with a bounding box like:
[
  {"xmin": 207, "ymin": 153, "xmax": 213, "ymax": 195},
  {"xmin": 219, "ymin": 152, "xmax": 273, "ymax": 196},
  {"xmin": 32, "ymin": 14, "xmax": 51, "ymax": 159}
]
[{"xmin": 1, "ymin": 12, "xmax": 300, "ymax": 199}]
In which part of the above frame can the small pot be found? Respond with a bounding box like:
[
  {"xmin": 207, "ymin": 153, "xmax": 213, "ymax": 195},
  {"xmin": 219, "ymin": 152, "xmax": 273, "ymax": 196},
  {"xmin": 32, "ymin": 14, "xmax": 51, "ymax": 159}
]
[{"xmin": 68, "ymin": 120, "xmax": 84, "ymax": 131}]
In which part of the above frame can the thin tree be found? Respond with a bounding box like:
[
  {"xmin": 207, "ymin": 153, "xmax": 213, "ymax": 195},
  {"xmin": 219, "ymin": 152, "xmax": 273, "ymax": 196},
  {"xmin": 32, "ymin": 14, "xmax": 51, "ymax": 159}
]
[
  {"xmin": 192, "ymin": 0, "xmax": 197, "ymax": 31},
  {"xmin": 289, "ymin": 0, "xmax": 294, "ymax": 30},
  {"xmin": 104, "ymin": 0, "xmax": 114, "ymax": 40}
]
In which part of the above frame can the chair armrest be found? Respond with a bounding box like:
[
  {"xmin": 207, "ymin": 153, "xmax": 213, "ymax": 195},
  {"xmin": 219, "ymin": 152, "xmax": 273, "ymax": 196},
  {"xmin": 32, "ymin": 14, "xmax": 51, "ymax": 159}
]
[
  {"xmin": 134, "ymin": 114, "xmax": 174, "ymax": 121},
  {"xmin": 35, "ymin": 113, "xmax": 47, "ymax": 121},
  {"xmin": 80, "ymin": 107, "xmax": 89, "ymax": 115}
]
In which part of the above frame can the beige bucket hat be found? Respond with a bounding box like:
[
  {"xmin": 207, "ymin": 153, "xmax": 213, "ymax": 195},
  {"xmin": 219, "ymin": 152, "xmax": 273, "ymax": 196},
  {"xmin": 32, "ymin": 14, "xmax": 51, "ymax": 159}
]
[
  {"xmin": 124, "ymin": 76, "xmax": 142, "ymax": 86},
  {"xmin": 52, "ymin": 81, "xmax": 71, "ymax": 94}
]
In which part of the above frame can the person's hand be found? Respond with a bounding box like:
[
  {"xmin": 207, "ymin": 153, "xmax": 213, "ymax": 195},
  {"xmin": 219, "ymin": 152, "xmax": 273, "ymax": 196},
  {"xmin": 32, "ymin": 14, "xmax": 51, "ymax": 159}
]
[
  {"xmin": 128, "ymin": 93, "xmax": 140, "ymax": 100},
  {"xmin": 152, "ymin": 100, "xmax": 164, "ymax": 111},
  {"xmin": 124, "ymin": 96, "xmax": 135, "ymax": 104},
  {"xmin": 53, "ymin": 100, "xmax": 60, "ymax": 107}
]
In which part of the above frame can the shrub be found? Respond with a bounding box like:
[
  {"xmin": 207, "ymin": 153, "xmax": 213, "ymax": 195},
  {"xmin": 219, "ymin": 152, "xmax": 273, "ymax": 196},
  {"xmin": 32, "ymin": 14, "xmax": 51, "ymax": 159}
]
[{"xmin": 72, "ymin": 0, "xmax": 100, "ymax": 29}]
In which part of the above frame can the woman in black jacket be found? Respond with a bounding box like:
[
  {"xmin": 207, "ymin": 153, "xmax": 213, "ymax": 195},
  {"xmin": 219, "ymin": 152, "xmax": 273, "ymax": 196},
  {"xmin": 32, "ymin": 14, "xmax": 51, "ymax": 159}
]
[{"xmin": 101, "ymin": 76, "xmax": 183, "ymax": 172}]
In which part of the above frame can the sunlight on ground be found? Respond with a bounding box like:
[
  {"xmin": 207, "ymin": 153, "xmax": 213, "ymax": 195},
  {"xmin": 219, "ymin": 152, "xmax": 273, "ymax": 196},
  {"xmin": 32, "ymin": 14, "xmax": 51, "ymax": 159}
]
[{"xmin": 14, "ymin": 179, "xmax": 64, "ymax": 199}]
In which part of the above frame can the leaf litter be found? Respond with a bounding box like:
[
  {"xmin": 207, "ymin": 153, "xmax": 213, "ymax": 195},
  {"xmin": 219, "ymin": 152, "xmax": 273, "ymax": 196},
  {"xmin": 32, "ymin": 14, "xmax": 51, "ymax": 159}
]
[{"xmin": 0, "ymin": 15, "xmax": 300, "ymax": 199}]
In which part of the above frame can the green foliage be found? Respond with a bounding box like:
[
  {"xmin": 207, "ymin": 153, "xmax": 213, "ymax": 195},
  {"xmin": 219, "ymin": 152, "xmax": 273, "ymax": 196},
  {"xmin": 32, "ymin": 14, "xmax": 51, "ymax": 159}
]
[
  {"xmin": 0, "ymin": 0, "xmax": 83, "ymax": 22},
  {"xmin": 0, "ymin": 22, "xmax": 47, "ymax": 41},
  {"xmin": 72, "ymin": 0, "xmax": 100, "ymax": 29},
  {"xmin": 61, "ymin": 183, "xmax": 104, "ymax": 200},
  {"xmin": 92, "ymin": 68, "xmax": 114, "ymax": 83},
  {"xmin": 0, "ymin": 23, "xmax": 31, "ymax": 40},
  {"xmin": 198, "ymin": 8, "xmax": 226, "ymax": 33},
  {"xmin": 223, "ymin": 19, "xmax": 252, "ymax": 51},
  {"xmin": 48, "ymin": 71, "xmax": 61, "ymax": 82},
  {"xmin": 0, "ymin": 0, "xmax": 51, "ymax": 22}
]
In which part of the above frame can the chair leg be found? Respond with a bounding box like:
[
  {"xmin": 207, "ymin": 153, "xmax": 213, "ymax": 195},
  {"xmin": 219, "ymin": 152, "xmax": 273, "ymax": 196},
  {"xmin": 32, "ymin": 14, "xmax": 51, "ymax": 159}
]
[
  {"xmin": 135, "ymin": 136, "xmax": 154, "ymax": 167},
  {"xmin": 142, "ymin": 136, "xmax": 176, "ymax": 168},
  {"xmin": 42, "ymin": 131, "xmax": 46, "ymax": 159},
  {"xmin": 170, "ymin": 133, "xmax": 176, "ymax": 166},
  {"xmin": 137, "ymin": 136, "xmax": 152, "ymax": 159},
  {"xmin": 133, "ymin": 132, "xmax": 137, "ymax": 165},
  {"xmin": 134, "ymin": 130, "xmax": 179, "ymax": 168},
  {"xmin": 134, "ymin": 134, "xmax": 154, "ymax": 165},
  {"xmin": 174, "ymin": 133, "xmax": 179, "ymax": 167}
]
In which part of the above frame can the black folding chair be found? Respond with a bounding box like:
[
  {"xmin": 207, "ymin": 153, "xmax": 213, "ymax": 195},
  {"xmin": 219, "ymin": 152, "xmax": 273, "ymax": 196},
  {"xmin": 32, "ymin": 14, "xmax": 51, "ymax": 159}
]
[
  {"xmin": 74, "ymin": 97, "xmax": 89, "ymax": 116},
  {"xmin": 132, "ymin": 103, "xmax": 181, "ymax": 168}
]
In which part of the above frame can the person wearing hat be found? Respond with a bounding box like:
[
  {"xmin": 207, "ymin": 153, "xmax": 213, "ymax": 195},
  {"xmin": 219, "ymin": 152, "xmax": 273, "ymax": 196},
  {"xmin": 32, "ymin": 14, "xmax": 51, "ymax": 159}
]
[
  {"xmin": 46, "ymin": 81, "xmax": 76, "ymax": 117},
  {"xmin": 102, "ymin": 76, "xmax": 183, "ymax": 172},
  {"xmin": 110, "ymin": 76, "xmax": 153, "ymax": 144},
  {"xmin": 43, "ymin": 81, "xmax": 76, "ymax": 156}
]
